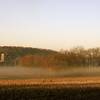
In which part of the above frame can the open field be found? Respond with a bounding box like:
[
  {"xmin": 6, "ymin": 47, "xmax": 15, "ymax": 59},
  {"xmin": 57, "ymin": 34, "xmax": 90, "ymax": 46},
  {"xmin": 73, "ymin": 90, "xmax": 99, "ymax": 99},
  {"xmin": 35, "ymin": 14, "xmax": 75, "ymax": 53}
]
[
  {"xmin": 0, "ymin": 77, "xmax": 100, "ymax": 100},
  {"xmin": 1, "ymin": 77, "xmax": 100, "ymax": 86}
]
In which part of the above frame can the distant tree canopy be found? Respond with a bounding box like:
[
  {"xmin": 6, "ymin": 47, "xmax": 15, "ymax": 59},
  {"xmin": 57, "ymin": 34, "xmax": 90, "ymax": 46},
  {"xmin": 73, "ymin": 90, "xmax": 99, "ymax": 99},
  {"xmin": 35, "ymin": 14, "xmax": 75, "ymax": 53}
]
[
  {"xmin": 0, "ymin": 46, "xmax": 57, "ymax": 66},
  {"xmin": 59, "ymin": 47, "xmax": 100, "ymax": 67},
  {"xmin": 0, "ymin": 46, "xmax": 100, "ymax": 67}
]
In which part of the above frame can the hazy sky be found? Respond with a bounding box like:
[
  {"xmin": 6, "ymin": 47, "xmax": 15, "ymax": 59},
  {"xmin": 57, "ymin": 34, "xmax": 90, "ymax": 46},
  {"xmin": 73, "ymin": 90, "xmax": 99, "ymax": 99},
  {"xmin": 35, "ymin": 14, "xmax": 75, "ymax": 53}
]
[{"xmin": 0, "ymin": 0, "xmax": 100, "ymax": 50}]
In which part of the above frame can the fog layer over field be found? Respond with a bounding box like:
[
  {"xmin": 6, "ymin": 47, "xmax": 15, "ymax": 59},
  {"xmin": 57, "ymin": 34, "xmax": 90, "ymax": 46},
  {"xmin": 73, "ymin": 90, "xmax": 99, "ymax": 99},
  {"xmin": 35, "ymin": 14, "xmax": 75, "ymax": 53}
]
[{"xmin": 0, "ymin": 66, "xmax": 100, "ymax": 79}]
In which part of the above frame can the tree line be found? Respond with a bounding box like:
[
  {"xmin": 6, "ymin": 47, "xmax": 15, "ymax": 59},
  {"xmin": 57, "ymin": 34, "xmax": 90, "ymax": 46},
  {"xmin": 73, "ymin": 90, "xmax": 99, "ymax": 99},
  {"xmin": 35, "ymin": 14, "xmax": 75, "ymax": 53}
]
[
  {"xmin": 0, "ymin": 46, "xmax": 100, "ymax": 67},
  {"xmin": 59, "ymin": 47, "xmax": 100, "ymax": 67},
  {"xmin": 18, "ymin": 47, "xmax": 100, "ymax": 67},
  {"xmin": 0, "ymin": 46, "xmax": 57, "ymax": 66}
]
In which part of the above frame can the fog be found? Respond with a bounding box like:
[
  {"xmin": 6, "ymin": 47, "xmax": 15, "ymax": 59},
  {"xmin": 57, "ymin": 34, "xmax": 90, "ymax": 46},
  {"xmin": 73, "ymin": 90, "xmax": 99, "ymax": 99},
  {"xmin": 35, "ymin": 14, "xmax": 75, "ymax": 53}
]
[{"xmin": 0, "ymin": 66, "xmax": 100, "ymax": 79}]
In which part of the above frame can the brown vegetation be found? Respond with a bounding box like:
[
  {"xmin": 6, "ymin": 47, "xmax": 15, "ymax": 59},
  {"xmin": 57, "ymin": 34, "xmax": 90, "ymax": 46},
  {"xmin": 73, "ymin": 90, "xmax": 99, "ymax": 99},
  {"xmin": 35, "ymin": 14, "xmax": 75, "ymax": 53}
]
[
  {"xmin": 1, "ymin": 77, "xmax": 100, "ymax": 87},
  {"xmin": 17, "ymin": 47, "xmax": 100, "ymax": 67},
  {"xmin": 1, "ymin": 46, "xmax": 100, "ymax": 67}
]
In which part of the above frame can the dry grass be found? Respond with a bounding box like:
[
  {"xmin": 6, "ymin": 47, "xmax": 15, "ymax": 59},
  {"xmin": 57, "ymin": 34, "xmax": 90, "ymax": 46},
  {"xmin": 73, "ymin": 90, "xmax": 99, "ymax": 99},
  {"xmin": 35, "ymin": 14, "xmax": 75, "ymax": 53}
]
[
  {"xmin": 0, "ymin": 77, "xmax": 100, "ymax": 100},
  {"xmin": 0, "ymin": 77, "xmax": 100, "ymax": 87}
]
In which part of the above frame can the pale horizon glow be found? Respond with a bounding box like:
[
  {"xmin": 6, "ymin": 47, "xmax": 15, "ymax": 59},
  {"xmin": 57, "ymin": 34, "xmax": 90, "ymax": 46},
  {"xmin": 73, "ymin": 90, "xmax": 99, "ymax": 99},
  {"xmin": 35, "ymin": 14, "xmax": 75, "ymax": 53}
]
[{"xmin": 0, "ymin": 0, "xmax": 100, "ymax": 51}]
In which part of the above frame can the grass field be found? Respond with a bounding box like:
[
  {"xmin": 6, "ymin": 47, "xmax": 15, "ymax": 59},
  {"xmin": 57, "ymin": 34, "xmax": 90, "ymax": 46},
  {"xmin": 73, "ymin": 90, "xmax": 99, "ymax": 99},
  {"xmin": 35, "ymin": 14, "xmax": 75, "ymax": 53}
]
[{"xmin": 0, "ymin": 77, "xmax": 100, "ymax": 100}]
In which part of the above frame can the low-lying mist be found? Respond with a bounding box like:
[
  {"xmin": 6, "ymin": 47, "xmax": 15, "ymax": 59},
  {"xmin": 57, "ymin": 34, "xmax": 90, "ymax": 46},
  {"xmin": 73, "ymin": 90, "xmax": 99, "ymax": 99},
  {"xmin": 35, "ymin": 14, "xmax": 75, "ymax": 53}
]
[{"xmin": 0, "ymin": 66, "xmax": 100, "ymax": 79}]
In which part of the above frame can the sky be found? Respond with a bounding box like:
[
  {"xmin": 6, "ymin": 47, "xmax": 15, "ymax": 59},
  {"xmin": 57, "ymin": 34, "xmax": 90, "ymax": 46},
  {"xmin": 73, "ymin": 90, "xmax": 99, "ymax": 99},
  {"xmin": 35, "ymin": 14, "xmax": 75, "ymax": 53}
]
[{"xmin": 0, "ymin": 0, "xmax": 100, "ymax": 50}]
